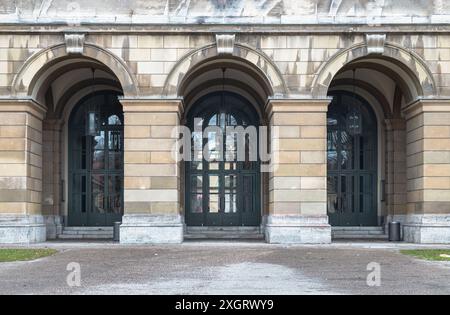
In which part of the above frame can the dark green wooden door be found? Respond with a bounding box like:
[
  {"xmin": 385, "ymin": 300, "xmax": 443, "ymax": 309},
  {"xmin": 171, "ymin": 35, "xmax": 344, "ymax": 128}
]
[
  {"xmin": 68, "ymin": 92, "xmax": 124, "ymax": 226},
  {"xmin": 186, "ymin": 92, "xmax": 261, "ymax": 227},
  {"xmin": 327, "ymin": 93, "xmax": 378, "ymax": 226}
]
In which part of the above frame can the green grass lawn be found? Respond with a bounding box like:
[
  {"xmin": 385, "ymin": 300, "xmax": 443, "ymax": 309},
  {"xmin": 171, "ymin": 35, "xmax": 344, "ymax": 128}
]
[
  {"xmin": 0, "ymin": 248, "xmax": 57, "ymax": 262},
  {"xmin": 400, "ymin": 249, "xmax": 450, "ymax": 261}
]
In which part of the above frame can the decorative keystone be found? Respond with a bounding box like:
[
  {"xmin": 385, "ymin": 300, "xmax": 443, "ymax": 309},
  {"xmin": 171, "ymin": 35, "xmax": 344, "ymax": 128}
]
[
  {"xmin": 64, "ymin": 33, "xmax": 85, "ymax": 55},
  {"xmin": 216, "ymin": 34, "xmax": 235, "ymax": 55},
  {"xmin": 366, "ymin": 34, "xmax": 386, "ymax": 55}
]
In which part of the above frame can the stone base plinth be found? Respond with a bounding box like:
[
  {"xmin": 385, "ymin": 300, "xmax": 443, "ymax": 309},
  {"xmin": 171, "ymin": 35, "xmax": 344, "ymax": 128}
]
[
  {"xmin": 0, "ymin": 215, "xmax": 46, "ymax": 244},
  {"xmin": 404, "ymin": 214, "xmax": 450, "ymax": 244},
  {"xmin": 45, "ymin": 215, "xmax": 63, "ymax": 240},
  {"xmin": 120, "ymin": 214, "xmax": 183, "ymax": 244},
  {"xmin": 265, "ymin": 215, "xmax": 331, "ymax": 244}
]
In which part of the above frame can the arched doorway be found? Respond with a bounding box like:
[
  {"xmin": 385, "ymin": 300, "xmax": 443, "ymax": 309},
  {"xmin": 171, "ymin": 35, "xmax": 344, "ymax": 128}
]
[
  {"xmin": 68, "ymin": 91, "xmax": 124, "ymax": 226},
  {"xmin": 327, "ymin": 92, "xmax": 378, "ymax": 226},
  {"xmin": 185, "ymin": 91, "xmax": 261, "ymax": 226}
]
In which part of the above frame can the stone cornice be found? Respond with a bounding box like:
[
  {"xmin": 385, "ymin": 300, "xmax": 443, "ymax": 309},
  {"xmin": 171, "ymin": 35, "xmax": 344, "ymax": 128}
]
[
  {"xmin": 265, "ymin": 98, "xmax": 331, "ymax": 119},
  {"xmin": 2, "ymin": 24, "xmax": 450, "ymax": 34},
  {"xmin": 120, "ymin": 98, "xmax": 183, "ymax": 116},
  {"xmin": 0, "ymin": 99, "xmax": 47, "ymax": 120},
  {"xmin": 403, "ymin": 99, "xmax": 450, "ymax": 120}
]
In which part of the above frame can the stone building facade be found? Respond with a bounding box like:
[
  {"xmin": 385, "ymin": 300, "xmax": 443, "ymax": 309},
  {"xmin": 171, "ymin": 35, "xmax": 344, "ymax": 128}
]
[{"xmin": 0, "ymin": 0, "xmax": 450, "ymax": 244}]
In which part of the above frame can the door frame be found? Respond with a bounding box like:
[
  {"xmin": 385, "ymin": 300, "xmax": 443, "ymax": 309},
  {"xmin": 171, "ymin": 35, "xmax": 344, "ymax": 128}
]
[
  {"xmin": 184, "ymin": 91, "xmax": 262, "ymax": 227},
  {"xmin": 327, "ymin": 92, "xmax": 378, "ymax": 227},
  {"xmin": 67, "ymin": 91, "xmax": 124, "ymax": 227}
]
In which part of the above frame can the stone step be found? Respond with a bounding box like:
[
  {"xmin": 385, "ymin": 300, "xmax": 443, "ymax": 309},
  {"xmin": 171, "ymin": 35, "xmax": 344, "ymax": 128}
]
[
  {"xmin": 63, "ymin": 227, "xmax": 113, "ymax": 231},
  {"xmin": 61, "ymin": 230, "xmax": 113, "ymax": 235},
  {"xmin": 185, "ymin": 226, "xmax": 263, "ymax": 240},
  {"xmin": 332, "ymin": 234, "xmax": 389, "ymax": 240},
  {"xmin": 332, "ymin": 226, "xmax": 384, "ymax": 231},
  {"xmin": 331, "ymin": 226, "xmax": 387, "ymax": 239},
  {"xmin": 332, "ymin": 230, "xmax": 386, "ymax": 235},
  {"xmin": 58, "ymin": 226, "xmax": 114, "ymax": 240},
  {"xmin": 57, "ymin": 234, "xmax": 113, "ymax": 240},
  {"xmin": 184, "ymin": 233, "xmax": 264, "ymax": 240}
]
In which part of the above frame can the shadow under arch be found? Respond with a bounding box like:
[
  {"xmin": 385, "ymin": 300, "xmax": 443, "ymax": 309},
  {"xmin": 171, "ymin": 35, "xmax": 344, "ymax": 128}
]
[
  {"xmin": 11, "ymin": 43, "xmax": 139, "ymax": 101},
  {"xmin": 162, "ymin": 43, "xmax": 287, "ymax": 100},
  {"xmin": 312, "ymin": 42, "xmax": 437, "ymax": 103}
]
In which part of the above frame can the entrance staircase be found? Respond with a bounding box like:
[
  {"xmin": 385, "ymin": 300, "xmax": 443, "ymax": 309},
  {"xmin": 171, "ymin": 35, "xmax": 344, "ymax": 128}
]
[
  {"xmin": 184, "ymin": 226, "xmax": 264, "ymax": 240},
  {"xmin": 331, "ymin": 226, "xmax": 388, "ymax": 240},
  {"xmin": 58, "ymin": 227, "xmax": 113, "ymax": 240}
]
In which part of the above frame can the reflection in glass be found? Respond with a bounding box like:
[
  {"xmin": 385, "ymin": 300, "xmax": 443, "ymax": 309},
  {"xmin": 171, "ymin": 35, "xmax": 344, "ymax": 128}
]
[
  {"xmin": 93, "ymin": 194, "xmax": 105, "ymax": 213},
  {"xmin": 92, "ymin": 175, "xmax": 104, "ymax": 194},
  {"xmin": 224, "ymin": 175, "xmax": 237, "ymax": 213},
  {"xmin": 109, "ymin": 195, "xmax": 121, "ymax": 214},
  {"xmin": 191, "ymin": 194, "xmax": 203, "ymax": 213},
  {"xmin": 93, "ymin": 131, "xmax": 105, "ymax": 150},
  {"xmin": 327, "ymin": 151, "xmax": 338, "ymax": 170},
  {"xmin": 327, "ymin": 176, "xmax": 338, "ymax": 214},
  {"xmin": 108, "ymin": 152, "xmax": 122, "ymax": 170},
  {"xmin": 209, "ymin": 175, "xmax": 219, "ymax": 192},
  {"xmin": 92, "ymin": 150, "xmax": 105, "ymax": 169},
  {"xmin": 109, "ymin": 131, "xmax": 121, "ymax": 151},
  {"xmin": 327, "ymin": 194, "xmax": 338, "ymax": 214},
  {"xmin": 108, "ymin": 114, "xmax": 122, "ymax": 125},
  {"xmin": 209, "ymin": 194, "xmax": 219, "ymax": 213},
  {"xmin": 191, "ymin": 176, "xmax": 202, "ymax": 193},
  {"xmin": 206, "ymin": 131, "xmax": 222, "ymax": 162}
]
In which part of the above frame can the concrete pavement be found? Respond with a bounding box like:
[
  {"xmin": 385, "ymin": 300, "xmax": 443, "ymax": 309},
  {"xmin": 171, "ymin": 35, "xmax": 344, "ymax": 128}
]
[{"xmin": 0, "ymin": 241, "xmax": 449, "ymax": 295}]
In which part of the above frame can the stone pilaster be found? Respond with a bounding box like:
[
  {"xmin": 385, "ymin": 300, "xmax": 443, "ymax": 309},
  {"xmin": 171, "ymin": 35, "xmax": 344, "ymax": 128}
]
[
  {"xmin": 0, "ymin": 100, "xmax": 46, "ymax": 243},
  {"xmin": 42, "ymin": 119, "xmax": 63, "ymax": 239},
  {"xmin": 265, "ymin": 99, "xmax": 331, "ymax": 244},
  {"xmin": 120, "ymin": 99, "xmax": 183, "ymax": 244},
  {"xmin": 385, "ymin": 118, "xmax": 407, "ymax": 225},
  {"xmin": 404, "ymin": 100, "xmax": 450, "ymax": 243}
]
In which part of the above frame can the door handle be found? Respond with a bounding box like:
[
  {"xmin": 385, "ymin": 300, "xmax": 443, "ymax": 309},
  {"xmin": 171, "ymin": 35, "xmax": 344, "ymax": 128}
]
[
  {"xmin": 338, "ymin": 196, "xmax": 344, "ymax": 213},
  {"xmin": 220, "ymin": 195, "xmax": 225, "ymax": 213},
  {"xmin": 337, "ymin": 196, "xmax": 341, "ymax": 213}
]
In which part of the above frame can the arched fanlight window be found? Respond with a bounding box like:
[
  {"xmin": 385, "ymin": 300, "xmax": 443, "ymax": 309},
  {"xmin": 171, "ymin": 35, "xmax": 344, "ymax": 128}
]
[
  {"xmin": 86, "ymin": 68, "xmax": 100, "ymax": 136},
  {"xmin": 346, "ymin": 69, "xmax": 362, "ymax": 135}
]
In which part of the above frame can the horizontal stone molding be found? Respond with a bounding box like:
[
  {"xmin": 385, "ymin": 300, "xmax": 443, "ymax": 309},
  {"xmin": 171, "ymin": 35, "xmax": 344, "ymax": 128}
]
[
  {"xmin": 266, "ymin": 99, "xmax": 331, "ymax": 118},
  {"xmin": 0, "ymin": 99, "xmax": 47, "ymax": 120},
  {"xmin": 403, "ymin": 99, "xmax": 450, "ymax": 120},
  {"xmin": 120, "ymin": 99, "xmax": 183, "ymax": 114}
]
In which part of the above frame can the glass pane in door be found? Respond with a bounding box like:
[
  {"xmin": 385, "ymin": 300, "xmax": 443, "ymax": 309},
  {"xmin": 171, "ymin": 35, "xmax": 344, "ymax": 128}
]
[
  {"xmin": 190, "ymin": 175, "xmax": 203, "ymax": 213},
  {"xmin": 224, "ymin": 175, "xmax": 237, "ymax": 213},
  {"xmin": 209, "ymin": 175, "xmax": 220, "ymax": 213},
  {"xmin": 327, "ymin": 176, "xmax": 338, "ymax": 215}
]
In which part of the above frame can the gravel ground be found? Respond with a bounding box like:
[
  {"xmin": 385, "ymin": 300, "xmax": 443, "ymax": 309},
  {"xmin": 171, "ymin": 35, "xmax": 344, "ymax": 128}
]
[{"xmin": 0, "ymin": 241, "xmax": 449, "ymax": 295}]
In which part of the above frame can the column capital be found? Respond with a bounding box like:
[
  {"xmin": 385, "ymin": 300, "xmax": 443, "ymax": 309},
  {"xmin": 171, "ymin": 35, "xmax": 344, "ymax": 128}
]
[
  {"xmin": 265, "ymin": 98, "xmax": 331, "ymax": 119},
  {"xmin": 120, "ymin": 98, "xmax": 183, "ymax": 115},
  {"xmin": 385, "ymin": 118, "xmax": 406, "ymax": 130},
  {"xmin": 0, "ymin": 99, "xmax": 46, "ymax": 120},
  {"xmin": 403, "ymin": 99, "xmax": 450, "ymax": 120}
]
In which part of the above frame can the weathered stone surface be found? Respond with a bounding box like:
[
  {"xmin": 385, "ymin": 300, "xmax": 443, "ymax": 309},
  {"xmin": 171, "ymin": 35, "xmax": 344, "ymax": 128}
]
[
  {"xmin": 403, "ymin": 214, "xmax": 450, "ymax": 244},
  {"xmin": 120, "ymin": 214, "xmax": 183, "ymax": 244},
  {"xmin": 265, "ymin": 215, "xmax": 331, "ymax": 244},
  {"xmin": 0, "ymin": 215, "xmax": 46, "ymax": 243},
  {"xmin": 2, "ymin": 1, "xmax": 450, "ymax": 25}
]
